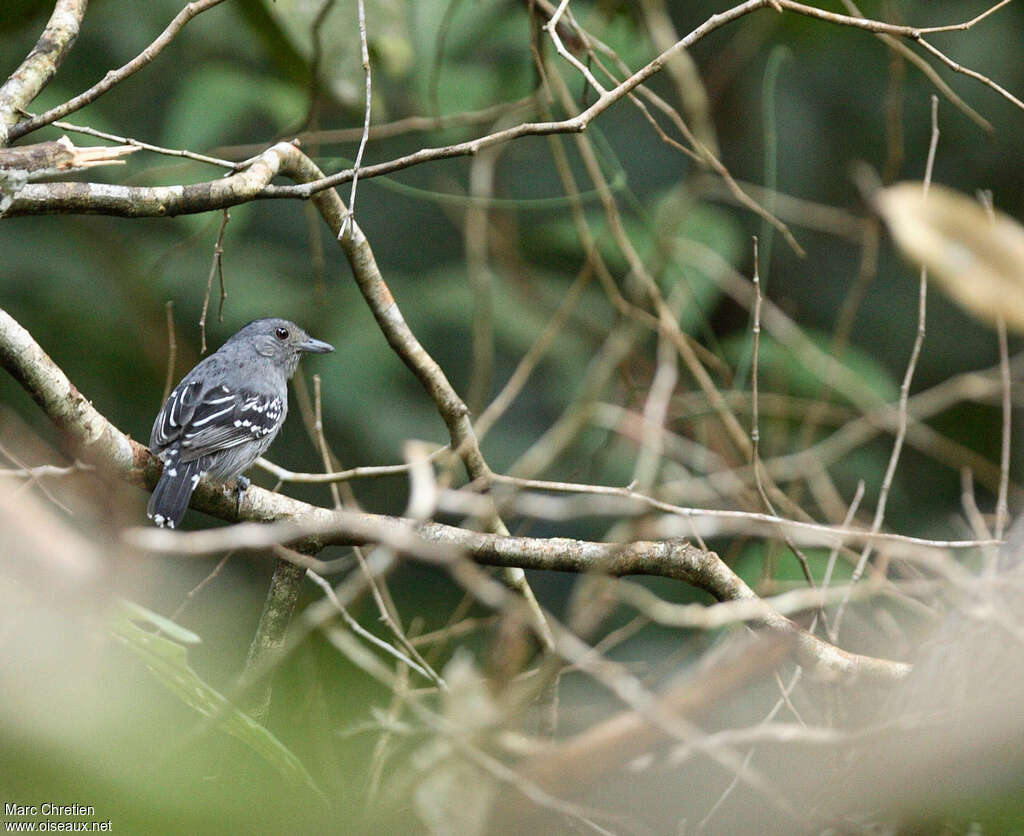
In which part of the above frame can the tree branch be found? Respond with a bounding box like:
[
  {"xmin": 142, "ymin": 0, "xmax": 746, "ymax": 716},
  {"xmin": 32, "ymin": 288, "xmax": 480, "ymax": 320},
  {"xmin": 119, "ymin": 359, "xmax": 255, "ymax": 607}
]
[
  {"xmin": 0, "ymin": 136, "xmax": 137, "ymax": 177},
  {"xmin": 0, "ymin": 305, "xmax": 910, "ymax": 685},
  {"xmin": 0, "ymin": 0, "xmax": 88, "ymax": 144},
  {"xmin": 240, "ymin": 0, "xmax": 1018, "ymax": 203},
  {"xmin": 6, "ymin": 0, "xmax": 229, "ymax": 144},
  {"xmin": 4, "ymin": 140, "xmax": 290, "ymax": 216},
  {"xmin": 270, "ymin": 143, "xmax": 554, "ymax": 650},
  {"xmin": 4, "ymin": 140, "xmax": 555, "ymax": 656},
  {"xmin": 0, "ymin": 137, "xmax": 138, "ymax": 212}
]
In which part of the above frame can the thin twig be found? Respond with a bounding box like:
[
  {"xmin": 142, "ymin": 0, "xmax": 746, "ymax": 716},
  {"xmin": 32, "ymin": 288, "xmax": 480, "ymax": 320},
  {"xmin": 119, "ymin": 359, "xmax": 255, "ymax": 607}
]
[
  {"xmin": 365, "ymin": 651, "xmax": 410, "ymax": 804},
  {"xmin": 0, "ymin": 441, "xmax": 74, "ymax": 514},
  {"xmin": 213, "ymin": 95, "xmax": 541, "ymax": 157},
  {"xmin": 838, "ymin": 0, "xmax": 993, "ymax": 134},
  {"xmin": 822, "ymin": 480, "xmax": 865, "ymax": 624},
  {"xmin": 339, "ymin": 0, "xmax": 372, "ymax": 239},
  {"xmin": 749, "ymin": 237, "xmax": 817, "ymax": 589},
  {"xmin": 751, "ymin": 236, "xmax": 763, "ymax": 459},
  {"xmin": 614, "ymin": 575, "xmax": 945, "ymax": 631},
  {"xmin": 834, "ymin": 95, "xmax": 940, "ymax": 637},
  {"xmin": 977, "ymin": 189, "xmax": 1012, "ymax": 548},
  {"xmin": 464, "ymin": 139, "xmax": 499, "ymax": 416},
  {"xmin": 170, "ymin": 550, "xmax": 234, "ymax": 622},
  {"xmin": 960, "ymin": 468, "xmax": 990, "ymax": 545},
  {"xmin": 301, "ymin": 0, "xmax": 337, "ymax": 132},
  {"xmin": 254, "ymin": 453, "xmax": 444, "ymax": 484},
  {"xmin": 0, "ymin": 460, "xmax": 93, "ymax": 479},
  {"xmin": 306, "ymin": 569, "xmax": 445, "ymax": 688},
  {"xmin": 312, "ymin": 374, "xmax": 342, "ymax": 510},
  {"xmin": 917, "ymin": 35, "xmax": 1024, "ymax": 115},
  {"xmin": 44, "ymin": 116, "xmax": 237, "ymax": 168},
  {"xmin": 698, "ymin": 665, "xmax": 804, "ymax": 830},
  {"xmin": 486, "ymin": 473, "xmax": 996, "ymax": 551},
  {"xmin": 474, "ymin": 264, "xmax": 593, "ymax": 441},
  {"xmin": 198, "ymin": 209, "xmax": 230, "ymax": 353},
  {"xmin": 409, "ymin": 615, "xmax": 499, "ymax": 647},
  {"xmin": 312, "ymin": 376, "xmax": 440, "ymax": 683},
  {"xmin": 161, "ymin": 300, "xmax": 177, "ymax": 403},
  {"xmin": 632, "ymin": 328, "xmax": 678, "ymax": 491},
  {"xmin": 544, "ymin": 0, "xmax": 607, "ymax": 96},
  {"xmin": 995, "ymin": 315, "xmax": 1012, "ymax": 546}
]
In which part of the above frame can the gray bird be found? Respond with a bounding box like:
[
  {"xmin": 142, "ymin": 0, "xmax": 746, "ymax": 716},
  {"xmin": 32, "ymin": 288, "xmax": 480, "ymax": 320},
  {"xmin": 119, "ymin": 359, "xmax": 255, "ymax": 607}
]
[{"xmin": 147, "ymin": 318, "xmax": 334, "ymax": 528}]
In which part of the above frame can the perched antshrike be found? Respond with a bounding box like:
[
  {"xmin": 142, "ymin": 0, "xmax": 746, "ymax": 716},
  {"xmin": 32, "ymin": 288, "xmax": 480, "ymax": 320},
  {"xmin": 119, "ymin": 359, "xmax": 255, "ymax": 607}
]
[{"xmin": 147, "ymin": 318, "xmax": 333, "ymax": 528}]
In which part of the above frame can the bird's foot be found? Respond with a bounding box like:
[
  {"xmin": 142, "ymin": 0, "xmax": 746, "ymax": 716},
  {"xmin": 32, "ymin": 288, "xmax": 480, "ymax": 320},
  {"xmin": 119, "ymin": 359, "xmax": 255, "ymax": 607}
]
[{"xmin": 235, "ymin": 475, "xmax": 250, "ymax": 518}]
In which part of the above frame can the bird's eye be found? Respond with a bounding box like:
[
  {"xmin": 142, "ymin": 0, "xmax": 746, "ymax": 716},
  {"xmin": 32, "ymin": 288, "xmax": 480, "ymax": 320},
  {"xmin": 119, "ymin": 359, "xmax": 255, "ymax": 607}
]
[{"xmin": 275, "ymin": 327, "xmax": 289, "ymax": 340}]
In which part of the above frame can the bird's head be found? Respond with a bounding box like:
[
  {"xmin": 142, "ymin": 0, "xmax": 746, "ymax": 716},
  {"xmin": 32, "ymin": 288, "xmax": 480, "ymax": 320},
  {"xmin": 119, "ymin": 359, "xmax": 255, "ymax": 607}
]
[{"xmin": 231, "ymin": 318, "xmax": 334, "ymax": 377}]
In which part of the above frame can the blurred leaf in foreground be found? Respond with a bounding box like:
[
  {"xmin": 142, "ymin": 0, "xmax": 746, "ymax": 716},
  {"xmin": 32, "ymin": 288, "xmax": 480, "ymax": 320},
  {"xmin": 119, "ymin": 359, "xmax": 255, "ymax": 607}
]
[
  {"xmin": 110, "ymin": 600, "xmax": 325, "ymax": 801},
  {"xmin": 264, "ymin": 0, "xmax": 412, "ymax": 108},
  {"xmin": 875, "ymin": 181, "xmax": 1024, "ymax": 332}
]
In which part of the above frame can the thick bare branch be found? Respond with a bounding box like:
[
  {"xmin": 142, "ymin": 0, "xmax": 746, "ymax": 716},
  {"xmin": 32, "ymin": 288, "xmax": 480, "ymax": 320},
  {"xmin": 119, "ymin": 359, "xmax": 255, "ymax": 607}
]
[
  {"xmin": 0, "ymin": 306, "xmax": 143, "ymax": 480},
  {"xmin": 0, "ymin": 137, "xmax": 137, "ymax": 212},
  {"xmin": 4, "ymin": 140, "xmax": 291, "ymax": 216},
  {"xmin": 129, "ymin": 512, "xmax": 911, "ymax": 684},
  {"xmin": 0, "ymin": 136, "xmax": 136, "ymax": 177},
  {"xmin": 0, "ymin": 0, "xmax": 88, "ymax": 143}
]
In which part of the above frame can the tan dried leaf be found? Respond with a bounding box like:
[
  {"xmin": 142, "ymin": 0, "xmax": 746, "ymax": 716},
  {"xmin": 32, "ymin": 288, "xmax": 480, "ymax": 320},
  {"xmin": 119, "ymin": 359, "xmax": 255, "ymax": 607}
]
[{"xmin": 874, "ymin": 181, "xmax": 1024, "ymax": 332}]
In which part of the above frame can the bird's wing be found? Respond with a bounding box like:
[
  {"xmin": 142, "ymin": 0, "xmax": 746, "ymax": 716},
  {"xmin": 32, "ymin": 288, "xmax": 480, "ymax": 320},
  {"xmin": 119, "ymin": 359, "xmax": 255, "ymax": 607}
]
[
  {"xmin": 151, "ymin": 383, "xmax": 284, "ymax": 461},
  {"xmin": 178, "ymin": 389, "xmax": 285, "ymax": 462},
  {"xmin": 174, "ymin": 389, "xmax": 282, "ymax": 461},
  {"xmin": 150, "ymin": 379, "xmax": 208, "ymax": 450}
]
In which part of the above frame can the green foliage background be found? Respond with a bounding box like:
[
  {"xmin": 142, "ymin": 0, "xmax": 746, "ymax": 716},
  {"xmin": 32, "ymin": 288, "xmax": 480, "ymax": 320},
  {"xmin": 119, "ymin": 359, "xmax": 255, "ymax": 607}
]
[{"xmin": 2, "ymin": 0, "xmax": 1023, "ymax": 832}]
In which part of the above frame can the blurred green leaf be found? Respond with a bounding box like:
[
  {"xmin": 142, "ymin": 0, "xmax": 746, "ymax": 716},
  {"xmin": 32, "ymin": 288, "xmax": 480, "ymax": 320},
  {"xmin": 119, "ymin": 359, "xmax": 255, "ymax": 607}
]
[
  {"xmin": 235, "ymin": 0, "xmax": 314, "ymax": 88},
  {"xmin": 721, "ymin": 330, "xmax": 900, "ymax": 404},
  {"xmin": 264, "ymin": 0, "xmax": 413, "ymax": 110},
  {"xmin": 117, "ymin": 599, "xmax": 202, "ymax": 644},
  {"xmin": 162, "ymin": 64, "xmax": 307, "ymax": 150},
  {"xmin": 733, "ymin": 542, "xmax": 854, "ymax": 588},
  {"xmin": 110, "ymin": 600, "xmax": 324, "ymax": 800},
  {"xmin": 656, "ymin": 194, "xmax": 743, "ymax": 332}
]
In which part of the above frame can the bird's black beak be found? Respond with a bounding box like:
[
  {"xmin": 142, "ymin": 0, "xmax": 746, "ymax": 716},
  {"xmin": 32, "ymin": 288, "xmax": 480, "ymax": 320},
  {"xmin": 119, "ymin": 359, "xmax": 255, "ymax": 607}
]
[{"xmin": 298, "ymin": 336, "xmax": 334, "ymax": 354}]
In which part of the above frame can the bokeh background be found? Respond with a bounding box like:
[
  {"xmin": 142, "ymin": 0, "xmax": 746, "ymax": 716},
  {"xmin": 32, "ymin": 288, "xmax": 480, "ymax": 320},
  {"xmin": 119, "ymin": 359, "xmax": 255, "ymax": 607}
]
[{"xmin": 2, "ymin": 0, "xmax": 1024, "ymax": 832}]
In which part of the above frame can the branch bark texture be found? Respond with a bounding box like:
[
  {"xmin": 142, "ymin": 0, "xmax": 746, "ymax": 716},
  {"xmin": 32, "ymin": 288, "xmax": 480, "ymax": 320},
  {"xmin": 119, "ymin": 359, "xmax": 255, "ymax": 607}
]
[{"xmin": 0, "ymin": 0, "xmax": 88, "ymax": 144}]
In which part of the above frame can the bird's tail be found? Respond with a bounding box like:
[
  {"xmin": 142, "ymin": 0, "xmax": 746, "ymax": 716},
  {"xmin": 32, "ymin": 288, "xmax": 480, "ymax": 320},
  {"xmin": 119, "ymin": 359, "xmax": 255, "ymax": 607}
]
[{"xmin": 147, "ymin": 459, "xmax": 202, "ymax": 529}]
